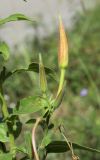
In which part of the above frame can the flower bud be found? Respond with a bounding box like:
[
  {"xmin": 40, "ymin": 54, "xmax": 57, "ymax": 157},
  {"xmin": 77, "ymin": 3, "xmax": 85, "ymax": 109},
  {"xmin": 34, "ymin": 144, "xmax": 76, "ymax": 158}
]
[
  {"xmin": 58, "ymin": 16, "xmax": 68, "ymax": 69},
  {"xmin": 39, "ymin": 53, "xmax": 47, "ymax": 94}
]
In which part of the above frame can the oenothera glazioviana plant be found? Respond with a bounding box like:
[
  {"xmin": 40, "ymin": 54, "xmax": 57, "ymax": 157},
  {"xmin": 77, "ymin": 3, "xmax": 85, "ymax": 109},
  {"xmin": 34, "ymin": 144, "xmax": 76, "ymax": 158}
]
[{"xmin": 0, "ymin": 13, "xmax": 100, "ymax": 160}]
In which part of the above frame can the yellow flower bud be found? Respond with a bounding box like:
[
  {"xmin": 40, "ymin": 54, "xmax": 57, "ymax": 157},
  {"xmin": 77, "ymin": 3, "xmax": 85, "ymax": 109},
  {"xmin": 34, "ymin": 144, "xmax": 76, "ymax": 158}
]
[{"xmin": 58, "ymin": 16, "xmax": 68, "ymax": 69}]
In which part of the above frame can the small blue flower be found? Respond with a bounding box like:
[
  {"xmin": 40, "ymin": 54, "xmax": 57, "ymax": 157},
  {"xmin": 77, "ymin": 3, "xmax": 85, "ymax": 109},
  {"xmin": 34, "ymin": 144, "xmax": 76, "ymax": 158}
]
[{"xmin": 80, "ymin": 88, "xmax": 88, "ymax": 97}]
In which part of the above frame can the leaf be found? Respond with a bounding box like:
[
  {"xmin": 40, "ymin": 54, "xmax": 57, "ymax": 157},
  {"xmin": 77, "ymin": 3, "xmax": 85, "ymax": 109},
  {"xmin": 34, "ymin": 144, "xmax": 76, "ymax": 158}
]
[
  {"xmin": 0, "ymin": 42, "xmax": 10, "ymax": 60},
  {"xmin": 16, "ymin": 144, "xmax": 28, "ymax": 155},
  {"xmin": 13, "ymin": 96, "xmax": 47, "ymax": 115},
  {"xmin": 26, "ymin": 119, "xmax": 36, "ymax": 124},
  {"xmin": 28, "ymin": 62, "xmax": 57, "ymax": 81},
  {"xmin": 41, "ymin": 133, "xmax": 52, "ymax": 148},
  {"xmin": 0, "ymin": 67, "xmax": 12, "ymax": 84},
  {"xmin": 0, "ymin": 13, "xmax": 33, "ymax": 25},
  {"xmin": 45, "ymin": 141, "xmax": 100, "ymax": 154},
  {"xmin": 16, "ymin": 132, "xmax": 32, "ymax": 159},
  {"xmin": 24, "ymin": 132, "xmax": 32, "ymax": 158},
  {"xmin": 0, "ymin": 123, "xmax": 9, "ymax": 143},
  {"xmin": 0, "ymin": 153, "xmax": 12, "ymax": 160},
  {"xmin": 0, "ymin": 63, "xmax": 57, "ymax": 85},
  {"xmin": 7, "ymin": 115, "xmax": 22, "ymax": 139}
]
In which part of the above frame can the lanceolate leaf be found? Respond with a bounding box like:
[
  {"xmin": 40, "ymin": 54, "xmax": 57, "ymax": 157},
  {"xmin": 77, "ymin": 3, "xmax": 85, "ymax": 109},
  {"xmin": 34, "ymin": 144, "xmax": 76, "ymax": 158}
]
[
  {"xmin": 0, "ymin": 153, "xmax": 12, "ymax": 160},
  {"xmin": 0, "ymin": 42, "xmax": 10, "ymax": 60},
  {"xmin": 28, "ymin": 62, "xmax": 57, "ymax": 80},
  {"xmin": 45, "ymin": 141, "xmax": 100, "ymax": 154},
  {"xmin": 13, "ymin": 96, "xmax": 47, "ymax": 115},
  {"xmin": 11, "ymin": 62, "xmax": 56, "ymax": 79},
  {"xmin": 0, "ymin": 13, "xmax": 33, "ymax": 25},
  {"xmin": 0, "ymin": 63, "xmax": 57, "ymax": 84}
]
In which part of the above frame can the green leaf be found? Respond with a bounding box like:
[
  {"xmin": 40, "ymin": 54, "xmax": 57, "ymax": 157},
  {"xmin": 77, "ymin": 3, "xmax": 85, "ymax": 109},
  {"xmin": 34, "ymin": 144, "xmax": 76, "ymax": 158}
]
[
  {"xmin": 16, "ymin": 132, "xmax": 32, "ymax": 159},
  {"xmin": 45, "ymin": 141, "xmax": 100, "ymax": 154},
  {"xmin": 16, "ymin": 145, "xmax": 27, "ymax": 155},
  {"xmin": 24, "ymin": 132, "xmax": 32, "ymax": 159},
  {"xmin": 0, "ymin": 153, "xmax": 12, "ymax": 160},
  {"xmin": 28, "ymin": 62, "xmax": 57, "ymax": 81},
  {"xmin": 41, "ymin": 133, "xmax": 52, "ymax": 148},
  {"xmin": 7, "ymin": 115, "xmax": 22, "ymax": 139},
  {"xmin": 0, "ymin": 67, "xmax": 12, "ymax": 85},
  {"xmin": 0, "ymin": 63, "xmax": 57, "ymax": 85},
  {"xmin": 26, "ymin": 119, "xmax": 36, "ymax": 124},
  {"xmin": 0, "ymin": 42, "xmax": 10, "ymax": 60},
  {"xmin": 0, "ymin": 13, "xmax": 33, "ymax": 25},
  {"xmin": 0, "ymin": 123, "xmax": 9, "ymax": 143},
  {"xmin": 13, "ymin": 96, "xmax": 46, "ymax": 115}
]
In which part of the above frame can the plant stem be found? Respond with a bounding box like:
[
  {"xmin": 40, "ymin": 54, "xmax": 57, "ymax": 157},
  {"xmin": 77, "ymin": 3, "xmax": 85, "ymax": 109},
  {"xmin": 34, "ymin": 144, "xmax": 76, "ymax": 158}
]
[
  {"xmin": 0, "ymin": 92, "xmax": 16, "ymax": 157},
  {"xmin": 32, "ymin": 117, "xmax": 42, "ymax": 160},
  {"xmin": 0, "ymin": 93, "xmax": 9, "ymax": 118}
]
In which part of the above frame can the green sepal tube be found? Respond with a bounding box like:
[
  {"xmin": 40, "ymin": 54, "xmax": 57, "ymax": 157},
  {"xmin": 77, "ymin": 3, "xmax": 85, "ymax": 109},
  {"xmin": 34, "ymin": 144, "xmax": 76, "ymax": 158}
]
[
  {"xmin": 53, "ymin": 81, "xmax": 66, "ymax": 110},
  {"xmin": 39, "ymin": 53, "xmax": 47, "ymax": 94}
]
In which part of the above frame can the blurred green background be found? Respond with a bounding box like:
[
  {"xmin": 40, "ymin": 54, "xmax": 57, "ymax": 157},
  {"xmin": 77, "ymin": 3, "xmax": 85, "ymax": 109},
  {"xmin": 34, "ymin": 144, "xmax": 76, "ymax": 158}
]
[{"xmin": 0, "ymin": 1, "xmax": 100, "ymax": 160}]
